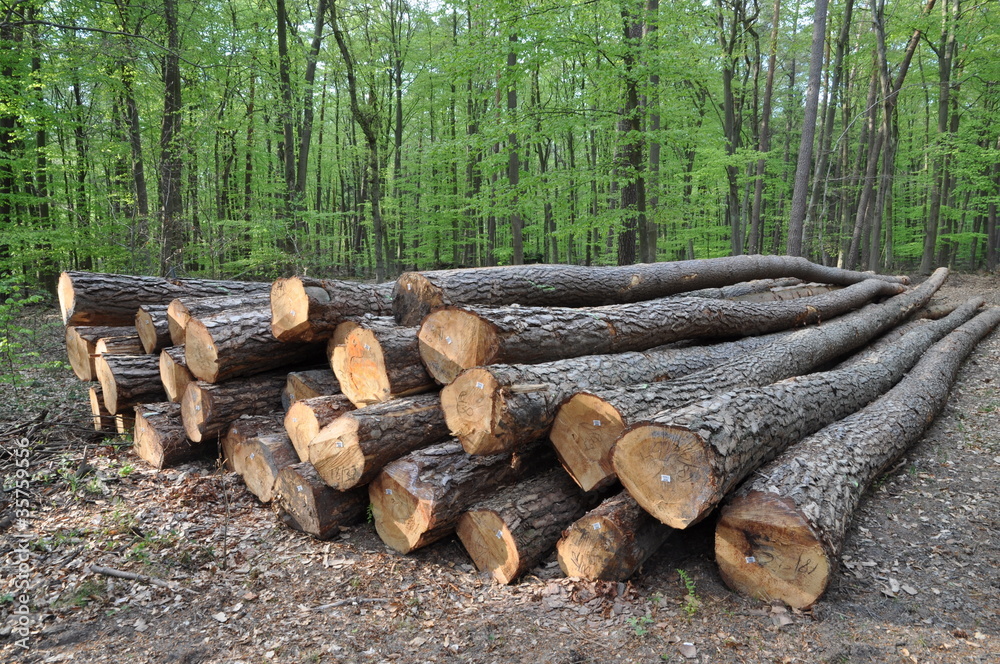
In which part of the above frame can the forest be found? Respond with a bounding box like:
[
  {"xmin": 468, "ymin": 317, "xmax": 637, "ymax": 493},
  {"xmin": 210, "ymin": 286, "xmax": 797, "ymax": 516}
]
[{"xmin": 1, "ymin": 0, "xmax": 998, "ymax": 285}]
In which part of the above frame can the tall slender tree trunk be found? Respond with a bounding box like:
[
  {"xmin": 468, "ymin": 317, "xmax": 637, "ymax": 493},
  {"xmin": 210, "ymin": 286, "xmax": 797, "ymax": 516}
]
[
  {"xmin": 158, "ymin": 0, "xmax": 184, "ymax": 274},
  {"xmin": 507, "ymin": 33, "xmax": 523, "ymax": 265},
  {"xmin": 749, "ymin": 0, "xmax": 781, "ymax": 256}
]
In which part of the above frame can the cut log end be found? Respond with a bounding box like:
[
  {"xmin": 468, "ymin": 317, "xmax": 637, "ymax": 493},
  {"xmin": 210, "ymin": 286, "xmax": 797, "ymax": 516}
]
[
  {"xmin": 393, "ymin": 272, "xmax": 446, "ymax": 326},
  {"xmin": 167, "ymin": 299, "xmax": 189, "ymax": 346},
  {"xmin": 715, "ymin": 491, "xmax": 830, "ymax": 609},
  {"xmin": 270, "ymin": 277, "xmax": 314, "ymax": 342},
  {"xmin": 285, "ymin": 394, "xmax": 356, "ymax": 462},
  {"xmin": 368, "ymin": 472, "xmax": 427, "ymax": 554},
  {"xmin": 336, "ymin": 328, "xmax": 389, "ymax": 405},
  {"xmin": 456, "ymin": 510, "xmax": 519, "ymax": 584},
  {"xmin": 184, "ymin": 319, "xmax": 221, "ymax": 383},
  {"xmin": 309, "ymin": 418, "xmax": 366, "ymax": 489},
  {"xmin": 57, "ymin": 272, "xmax": 76, "ymax": 326},
  {"xmin": 441, "ymin": 369, "xmax": 503, "ymax": 455},
  {"xmin": 159, "ymin": 347, "xmax": 193, "ymax": 403},
  {"xmin": 65, "ymin": 327, "xmax": 94, "ymax": 381},
  {"xmin": 556, "ymin": 513, "xmax": 627, "ymax": 580},
  {"xmin": 612, "ymin": 424, "xmax": 716, "ymax": 529},
  {"xmin": 180, "ymin": 383, "xmax": 212, "ymax": 443},
  {"xmin": 550, "ymin": 393, "xmax": 626, "ymax": 492},
  {"xmin": 94, "ymin": 358, "xmax": 120, "ymax": 415},
  {"xmin": 418, "ymin": 309, "xmax": 498, "ymax": 384}
]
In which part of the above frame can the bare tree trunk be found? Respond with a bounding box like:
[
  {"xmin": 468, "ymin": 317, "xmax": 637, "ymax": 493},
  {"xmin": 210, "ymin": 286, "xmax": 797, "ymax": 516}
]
[
  {"xmin": 158, "ymin": 0, "xmax": 183, "ymax": 274},
  {"xmin": 749, "ymin": 0, "xmax": 780, "ymax": 255}
]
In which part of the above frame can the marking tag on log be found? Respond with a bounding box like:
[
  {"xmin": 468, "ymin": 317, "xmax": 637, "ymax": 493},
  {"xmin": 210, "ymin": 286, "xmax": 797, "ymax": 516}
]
[
  {"xmin": 297, "ymin": 485, "xmax": 303, "ymax": 492},
  {"xmin": 475, "ymin": 382, "xmax": 484, "ymax": 390},
  {"xmin": 335, "ymin": 440, "xmax": 344, "ymax": 448},
  {"xmin": 445, "ymin": 336, "xmax": 453, "ymax": 345},
  {"xmin": 289, "ymin": 310, "xmax": 295, "ymax": 316},
  {"xmin": 364, "ymin": 344, "xmax": 371, "ymax": 351},
  {"xmin": 496, "ymin": 530, "xmax": 504, "ymax": 540},
  {"xmin": 250, "ymin": 453, "xmax": 255, "ymax": 460},
  {"xmin": 592, "ymin": 420, "xmax": 601, "ymax": 427},
  {"xmin": 195, "ymin": 405, "xmax": 201, "ymax": 411},
  {"xmin": 385, "ymin": 489, "xmax": 393, "ymax": 495},
  {"xmin": 407, "ymin": 283, "xmax": 412, "ymax": 290},
  {"xmin": 592, "ymin": 522, "xmax": 601, "ymax": 530},
  {"xmin": 661, "ymin": 475, "xmax": 671, "ymax": 483},
  {"xmin": 292, "ymin": 417, "xmax": 297, "ymax": 423},
  {"xmin": 745, "ymin": 556, "xmax": 756, "ymax": 564}
]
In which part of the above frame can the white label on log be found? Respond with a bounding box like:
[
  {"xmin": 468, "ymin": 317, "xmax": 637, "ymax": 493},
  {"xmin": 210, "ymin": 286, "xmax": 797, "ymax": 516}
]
[
  {"xmin": 289, "ymin": 310, "xmax": 295, "ymax": 316},
  {"xmin": 292, "ymin": 417, "xmax": 297, "ymax": 423},
  {"xmin": 660, "ymin": 475, "xmax": 671, "ymax": 483},
  {"xmin": 297, "ymin": 485, "xmax": 304, "ymax": 492},
  {"xmin": 475, "ymin": 382, "xmax": 484, "ymax": 390},
  {"xmin": 385, "ymin": 489, "xmax": 393, "ymax": 495},
  {"xmin": 364, "ymin": 344, "xmax": 371, "ymax": 351},
  {"xmin": 592, "ymin": 420, "xmax": 601, "ymax": 427},
  {"xmin": 745, "ymin": 556, "xmax": 756, "ymax": 564},
  {"xmin": 407, "ymin": 283, "xmax": 412, "ymax": 290},
  {"xmin": 250, "ymin": 453, "xmax": 255, "ymax": 460},
  {"xmin": 335, "ymin": 440, "xmax": 344, "ymax": 448},
  {"xmin": 445, "ymin": 336, "xmax": 452, "ymax": 345},
  {"xmin": 592, "ymin": 522, "xmax": 601, "ymax": 530},
  {"xmin": 495, "ymin": 530, "xmax": 503, "ymax": 540},
  {"xmin": 195, "ymin": 405, "xmax": 201, "ymax": 411}
]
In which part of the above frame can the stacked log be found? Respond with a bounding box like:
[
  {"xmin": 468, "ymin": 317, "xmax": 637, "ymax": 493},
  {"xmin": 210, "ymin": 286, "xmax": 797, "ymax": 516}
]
[
  {"xmin": 167, "ymin": 293, "xmax": 270, "ymax": 345},
  {"xmin": 95, "ymin": 354, "xmax": 166, "ymax": 414},
  {"xmin": 270, "ymin": 276, "xmax": 394, "ymax": 342},
  {"xmin": 133, "ymin": 402, "xmax": 202, "ymax": 469},
  {"xmin": 135, "ymin": 304, "xmax": 172, "ymax": 354},
  {"xmin": 282, "ymin": 369, "xmax": 341, "ymax": 407},
  {"xmin": 181, "ymin": 372, "xmax": 286, "ymax": 443},
  {"xmin": 283, "ymin": 394, "xmax": 356, "ymax": 460},
  {"xmin": 159, "ymin": 346, "xmax": 194, "ymax": 403},
  {"xmin": 332, "ymin": 317, "xmax": 433, "ymax": 406},
  {"xmin": 275, "ymin": 463, "xmax": 367, "ymax": 539},
  {"xmin": 66, "ymin": 325, "xmax": 134, "ymax": 380}
]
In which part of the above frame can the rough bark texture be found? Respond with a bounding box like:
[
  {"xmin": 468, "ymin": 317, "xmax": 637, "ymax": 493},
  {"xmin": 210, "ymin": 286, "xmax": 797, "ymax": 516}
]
[
  {"xmin": 185, "ymin": 306, "xmax": 325, "ymax": 383},
  {"xmin": 180, "ymin": 372, "xmax": 287, "ymax": 443},
  {"xmin": 556, "ymin": 491, "xmax": 673, "ymax": 581},
  {"xmin": 550, "ymin": 268, "xmax": 949, "ymax": 492},
  {"xmin": 133, "ymin": 402, "xmax": 204, "ymax": 469},
  {"xmin": 95, "ymin": 354, "xmax": 166, "ymax": 414},
  {"xmin": 368, "ymin": 440, "xmax": 545, "ymax": 554},
  {"xmin": 94, "ymin": 335, "xmax": 144, "ymax": 356},
  {"xmin": 221, "ymin": 415, "xmax": 285, "ymax": 472},
  {"xmin": 456, "ymin": 469, "xmax": 596, "ymax": 583},
  {"xmin": 282, "ymin": 369, "xmax": 341, "ymax": 409},
  {"xmin": 681, "ymin": 277, "xmax": 802, "ymax": 300},
  {"xmin": 715, "ymin": 306, "xmax": 1000, "ymax": 608},
  {"xmin": 419, "ymin": 278, "xmax": 905, "ymax": 384},
  {"xmin": 270, "ymin": 276, "xmax": 394, "ymax": 342},
  {"xmin": 275, "ymin": 462, "xmax": 368, "ymax": 540},
  {"xmin": 58, "ymin": 270, "xmax": 269, "ymax": 327},
  {"xmin": 88, "ymin": 385, "xmax": 115, "ymax": 432},
  {"xmin": 136, "ymin": 304, "xmax": 172, "ymax": 354},
  {"xmin": 735, "ymin": 283, "xmax": 839, "ymax": 303},
  {"xmin": 167, "ymin": 293, "xmax": 270, "ymax": 345},
  {"xmin": 283, "ymin": 394, "xmax": 356, "ymax": 461},
  {"xmin": 234, "ymin": 433, "xmax": 300, "ymax": 503},
  {"xmin": 333, "ymin": 318, "xmax": 433, "ymax": 406},
  {"xmin": 442, "ymin": 332, "xmax": 798, "ymax": 457},
  {"xmin": 66, "ymin": 325, "xmax": 134, "ymax": 381},
  {"xmin": 393, "ymin": 256, "xmax": 909, "ymax": 326},
  {"xmin": 613, "ymin": 298, "xmax": 984, "ymax": 529},
  {"xmin": 159, "ymin": 345, "xmax": 194, "ymax": 403},
  {"xmin": 310, "ymin": 393, "xmax": 450, "ymax": 490}
]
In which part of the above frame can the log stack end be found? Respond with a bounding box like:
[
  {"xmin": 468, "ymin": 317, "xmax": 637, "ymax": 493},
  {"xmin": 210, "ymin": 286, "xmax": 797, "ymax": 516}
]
[
  {"xmin": 308, "ymin": 419, "xmax": 366, "ymax": 489},
  {"xmin": 368, "ymin": 468, "xmax": 426, "ymax": 554},
  {"xmin": 393, "ymin": 272, "xmax": 447, "ymax": 326},
  {"xmin": 456, "ymin": 510, "xmax": 520, "ymax": 583},
  {"xmin": 180, "ymin": 382, "xmax": 213, "ymax": 443},
  {"xmin": 550, "ymin": 392, "xmax": 627, "ymax": 492},
  {"xmin": 418, "ymin": 309, "xmax": 497, "ymax": 384},
  {"xmin": 184, "ymin": 319, "xmax": 221, "ymax": 383},
  {"xmin": 441, "ymin": 369, "xmax": 502, "ymax": 454},
  {"xmin": 270, "ymin": 277, "xmax": 319, "ymax": 342}
]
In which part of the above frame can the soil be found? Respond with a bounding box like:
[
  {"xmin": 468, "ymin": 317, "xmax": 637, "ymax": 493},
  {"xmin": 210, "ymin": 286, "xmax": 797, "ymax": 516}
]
[{"xmin": 1, "ymin": 273, "xmax": 999, "ymax": 664}]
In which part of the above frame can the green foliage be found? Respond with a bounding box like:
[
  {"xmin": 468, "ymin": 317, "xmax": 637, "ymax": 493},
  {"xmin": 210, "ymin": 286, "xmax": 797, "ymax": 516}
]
[
  {"xmin": 626, "ymin": 615, "xmax": 653, "ymax": 638},
  {"xmin": 677, "ymin": 568, "xmax": 701, "ymax": 617},
  {"xmin": 0, "ymin": 276, "xmax": 52, "ymax": 392}
]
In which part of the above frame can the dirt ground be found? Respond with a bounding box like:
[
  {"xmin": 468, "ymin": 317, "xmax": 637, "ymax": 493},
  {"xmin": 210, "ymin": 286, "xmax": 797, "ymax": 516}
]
[{"xmin": 1, "ymin": 272, "xmax": 999, "ymax": 664}]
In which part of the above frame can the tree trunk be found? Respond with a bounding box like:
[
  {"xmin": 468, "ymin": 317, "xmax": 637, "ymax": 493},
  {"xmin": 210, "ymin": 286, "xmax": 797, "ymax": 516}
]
[
  {"xmin": 180, "ymin": 373, "xmax": 286, "ymax": 443},
  {"xmin": 158, "ymin": 0, "xmax": 183, "ymax": 274},
  {"xmin": 556, "ymin": 491, "xmax": 673, "ymax": 581},
  {"xmin": 95, "ymin": 354, "xmax": 165, "ymax": 414},
  {"xmin": 184, "ymin": 307, "xmax": 325, "ymax": 383},
  {"xmin": 134, "ymin": 402, "xmax": 201, "ymax": 469},
  {"xmin": 550, "ymin": 268, "xmax": 947, "ymax": 491},
  {"xmin": 310, "ymin": 393, "xmax": 450, "ymax": 490},
  {"xmin": 392, "ymin": 256, "xmax": 907, "ymax": 326},
  {"xmin": 282, "ymin": 369, "xmax": 341, "ymax": 409},
  {"xmin": 613, "ymin": 298, "xmax": 983, "ymax": 529},
  {"xmin": 135, "ymin": 304, "xmax": 171, "ymax": 354},
  {"xmin": 167, "ymin": 293, "xmax": 269, "ymax": 345},
  {"xmin": 332, "ymin": 318, "xmax": 433, "ymax": 406},
  {"xmin": 283, "ymin": 394, "xmax": 356, "ymax": 461},
  {"xmin": 159, "ymin": 346, "xmax": 194, "ymax": 403},
  {"xmin": 275, "ymin": 462, "xmax": 367, "ymax": 540},
  {"xmin": 716, "ymin": 305, "xmax": 1000, "ymax": 608},
  {"xmin": 457, "ymin": 469, "xmax": 597, "ymax": 584},
  {"xmin": 749, "ymin": 0, "xmax": 781, "ymax": 254},
  {"xmin": 419, "ymin": 279, "xmax": 904, "ymax": 384},
  {"xmin": 95, "ymin": 336, "xmax": 144, "ymax": 356},
  {"xmin": 269, "ymin": 277, "xmax": 394, "ymax": 342},
  {"xmin": 58, "ymin": 271, "xmax": 268, "ymax": 327},
  {"xmin": 65, "ymin": 325, "xmax": 134, "ymax": 381}
]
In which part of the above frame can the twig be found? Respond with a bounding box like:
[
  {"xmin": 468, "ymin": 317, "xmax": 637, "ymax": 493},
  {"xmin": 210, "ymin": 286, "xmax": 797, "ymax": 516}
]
[
  {"xmin": 87, "ymin": 564, "xmax": 174, "ymax": 590},
  {"xmin": 311, "ymin": 597, "xmax": 391, "ymax": 611}
]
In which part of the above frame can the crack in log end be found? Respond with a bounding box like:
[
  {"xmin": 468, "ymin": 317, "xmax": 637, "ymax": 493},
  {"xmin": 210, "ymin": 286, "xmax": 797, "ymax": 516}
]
[
  {"xmin": 369, "ymin": 471, "xmax": 427, "ymax": 554},
  {"xmin": 612, "ymin": 425, "xmax": 715, "ymax": 529},
  {"xmin": 550, "ymin": 394, "xmax": 627, "ymax": 492},
  {"xmin": 716, "ymin": 491, "xmax": 830, "ymax": 609},
  {"xmin": 418, "ymin": 310, "xmax": 498, "ymax": 385},
  {"xmin": 441, "ymin": 369, "xmax": 502, "ymax": 455},
  {"xmin": 556, "ymin": 514, "xmax": 625, "ymax": 580},
  {"xmin": 183, "ymin": 320, "xmax": 221, "ymax": 383},
  {"xmin": 270, "ymin": 278, "xmax": 314, "ymax": 342},
  {"xmin": 457, "ymin": 510, "xmax": 518, "ymax": 583}
]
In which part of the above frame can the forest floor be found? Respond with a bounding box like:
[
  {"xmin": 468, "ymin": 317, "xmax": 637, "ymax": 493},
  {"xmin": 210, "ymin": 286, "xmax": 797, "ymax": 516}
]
[{"xmin": 1, "ymin": 272, "xmax": 999, "ymax": 664}]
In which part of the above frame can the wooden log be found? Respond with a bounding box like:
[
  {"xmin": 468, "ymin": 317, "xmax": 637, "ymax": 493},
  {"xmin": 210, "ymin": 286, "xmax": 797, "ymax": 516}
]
[
  {"xmin": 716, "ymin": 305, "xmax": 1000, "ymax": 608},
  {"xmin": 88, "ymin": 385, "xmax": 115, "ymax": 432},
  {"xmin": 94, "ymin": 335, "xmax": 144, "ymax": 356},
  {"xmin": 115, "ymin": 412, "xmax": 135, "ymax": 435},
  {"xmin": 234, "ymin": 433, "xmax": 299, "ymax": 503},
  {"xmin": 66, "ymin": 325, "xmax": 134, "ymax": 381},
  {"xmin": 393, "ymin": 256, "xmax": 909, "ymax": 326},
  {"xmin": 680, "ymin": 277, "xmax": 802, "ymax": 300},
  {"xmin": 275, "ymin": 462, "xmax": 367, "ymax": 539},
  {"xmin": 332, "ymin": 317, "xmax": 433, "ymax": 406},
  {"xmin": 734, "ymin": 283, "xmax": 839, "ymax": 302},
  {"xmin": 283, "ymin": 395, "xmax": 356, "ymax": 461},
  {"xmin": 612, "ymin": 298, "xmax": 985, "ymax": 529},
  {"xmin": 442, "ymin": 332, "xmax": 801, "ymax": 458},
  {"xmin": 133, "ymin": 402, "xmax": 204, "ymax": 469},
  {"xmin": 167, "ymin": 293, "xmax": 270, "ymax": 345},
  {"xmin": 550, "ymin": 268, "xmax": 950, "ymax": 492},
  {"xmin": 270, "ymin": 276, "xmax": 395, "ymax": 342},
  {"xmin": 556, "ymin": 491, "xmax": 673, "ymax": 582},
  {"xmin": 58, "ymin": 270, "xmax": 269, "ymax": 327},
  {"xmin": 159, "ymin": 346, "xmax": 194, "ymax": 403},
  {"xmin": 368, "ymin": 440, "xmax": 545, "ymax": 554},
  {"xmin": 180, "ymin": 372, "xmax": 287, "ymax": 443},
  {"xmin": 309, "ymin": 393, "xmax": 450, "ymax": 490},
  {"xmin": 457, "ymin": 469, "xmax": 597, "ymax": 583},
  {"xmin": 185, "ymin": 306, "xmax": 324, "ymax": 383},
  {"xmin": 911, "ymin": 301, "xmax": 958, "ymax": 321},
  {"xmin": 282, "ymin": 369, "xmax": 341, "ymax": 409},
  {"xmin": 135, "ymin": 304, "xmax": 172, "ymax": 354},
  {"xmin": 95, "ymin": 354, "xmax": 166, "ymax": 414},
  {"xmin": 221, "ymin": 415, "xmax": 285, "ymax": 471},
  {"xmin": 418, "ymin": 278, "xmax": 905, "ymax": 384}
]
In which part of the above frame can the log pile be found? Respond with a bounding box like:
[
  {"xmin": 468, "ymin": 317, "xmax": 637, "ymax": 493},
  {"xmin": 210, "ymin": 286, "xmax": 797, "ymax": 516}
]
[{"xmin": 55, "ymin": 260, "xmax": 998, "ymax": 603}]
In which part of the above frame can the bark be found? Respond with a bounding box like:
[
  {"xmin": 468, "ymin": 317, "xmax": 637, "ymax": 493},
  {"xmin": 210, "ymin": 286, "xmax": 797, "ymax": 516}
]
[
  {"xmin": 57, "ymin": 271, "xmax": 269, "ymax": 327},
  {"xmin": 550, "ymin": 268, "xmax": 948, "ymax": 491},
  {"xmin": 180, "ymin": 373, "xmax": 287, "ymax": 443},
  {"xmin": 221, "ymin": 415, "xmax": 285, "ymax": 472},
  {"xmin": 135, "ymin": 304, "xmax": 172, "ymax": 354},
  {"xmin": 457, "ymin": 469, "xmax": 597, "ymax": 584},
  {"xmin": 94, "ymin": 336, "xmax": 144, "ymax": 356},
  {"xmin": 275, "ymin": 462, "xmax": 367, "ymax": 540},
  {"xmin": 392, "ymin": 255, "xmax": 908, "ymax": 326},
  {"xmin": 368, "ymin": 440, "xmax": 546, "ymax": 554},
  {"xmin": 419, "ymin": 279, "xmax": 905, "ymax": 384},
  {"xmin": 613, "ymin": 298, "xmax": 984, "ymax": 529},
  {"xmin": 310, "ymin": 393, "xmax": 450, "ymax": 490},
  {"xmin": 333, "ymin": 318, "xmax": 433, "ymax": 406},
  {"xmin": 159, "ymin": 346, "xmax": 194, "ymax": 403},
  {"xmin": 95, "ymin": 354, "xmax": 165, "ymax": 414},
  {"xmin": 234, "ymin": 433, "xmax": 299, "ymax": 503},
  {"xmin": 556, "ymin": 491, "xmax": 672, "ymax": 581},
  {"xmin": 184, "ymin": 306, "xmax": 325, "ymax": 383},
  {"xmin": 283, "ymin": 394, "xmax": 356, "ymax": 461},
  {"xmin": 749, "ymin": 0, "xmax": 781, "ymax": 254},
  {"xmin": 134, "ymin": 402, "xmax": 202, "ymax": 470},
  {"xmin": 282, "ymin": 369, "xmax": 341, "ymax": 409},
  {"xmin": 716, "ymin": 306, "xmax": 1000, "ymax": 608},
  {"xmin": 734, "ymin": 284, "xmax": 839, "ymax": 303},
  {"xmin": 158, "ymin": 0, "xmax": 183, "ymax": 273},
  {"xmin": 682, "ymin": 277, "xmax": 801, "ymax": 300},
  {"xmin": 65, "ymin": 325, "xmax": 134, "ymax": 381},
  {"xmin": 167, "ymin": 293, "xmax": 270, "ymax": 345},
  {"xmin": 270, "ymin": 277, "xmax": 394, "ymax": 342},
  {"xmin": 89, "ymin": 385, "xmax": 115, "ymax": 432}
]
